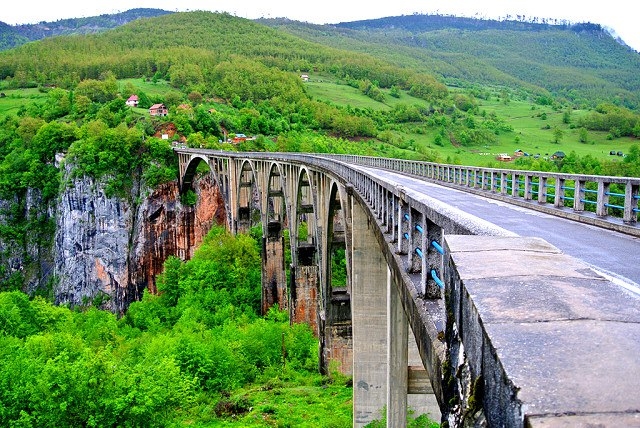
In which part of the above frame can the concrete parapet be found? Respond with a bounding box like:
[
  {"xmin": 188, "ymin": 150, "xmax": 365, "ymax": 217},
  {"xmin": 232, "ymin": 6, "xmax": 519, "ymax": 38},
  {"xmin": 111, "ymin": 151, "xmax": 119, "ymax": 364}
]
[{"xmin": 443, "ymin": 235, "xmax": 640, "ymax": 427}]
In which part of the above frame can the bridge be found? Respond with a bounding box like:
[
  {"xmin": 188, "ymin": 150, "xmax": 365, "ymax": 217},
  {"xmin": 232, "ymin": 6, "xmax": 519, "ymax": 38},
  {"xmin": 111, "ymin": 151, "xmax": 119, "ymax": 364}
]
[{"xmin": 175, "ymin": 148, "xmax": 640, "ymax": 427}]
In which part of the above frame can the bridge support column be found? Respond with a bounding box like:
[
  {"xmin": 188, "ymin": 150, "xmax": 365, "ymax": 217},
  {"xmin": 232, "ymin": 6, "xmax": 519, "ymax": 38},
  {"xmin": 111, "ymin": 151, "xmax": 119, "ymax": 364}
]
[
  {"xmin": 290, "ymin": 243, "xmax": 319, "ymax": 333},
  {"xmin": 387, "ymin": 269, "xmax": 408, "ymax": 426},
  {"xmin": 261, "ymin": 221, "xmax": 287, "ymax": 314},
  {"xmin": 352, "ymin": 200, "xmax": 388, "ymax": 426},
  {"xmin": 352, "ymin": 200, "xmax": 409, "ymax": 426}
]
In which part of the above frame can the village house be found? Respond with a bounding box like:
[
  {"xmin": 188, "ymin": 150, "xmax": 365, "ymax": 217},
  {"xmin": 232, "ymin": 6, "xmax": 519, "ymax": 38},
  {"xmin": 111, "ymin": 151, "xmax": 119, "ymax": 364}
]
[
  {"xmin": 300, "ymin": 74, "xmax": 309, "ymax": 82},
  {"xmin": 125, "ymin": 95, "xmax": 139, "ymax": 107},
  {"xmin": 231, "ymin": 133, "xmax": 248, "ymax": 143},
  {"xmin": 149, "ymin": 103, "xmax": 168, "ymax": 117}
]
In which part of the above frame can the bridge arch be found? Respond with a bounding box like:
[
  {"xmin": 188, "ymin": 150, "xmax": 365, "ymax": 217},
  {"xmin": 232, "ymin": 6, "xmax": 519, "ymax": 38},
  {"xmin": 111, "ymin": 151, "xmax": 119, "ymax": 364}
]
[
  {"xmin": 235, "ymin": 159, "xmax": 261, "ymax": 234},
  {"xmin": 319, "ymin": 180, "xmax": 354, "ymax": 375},
  {"xmin": 179, "ymin": 154, "xmax": 210, "ymax": 194},
  {"xmin": 266, "ymin": 162, "xmax": 287, "ymax": 225},
  {"xmin": 291, "ymin": 167, "xmax": 318, "ymax": 267},
  {"xmin": 288, "ymin": 167, "xmax": 321, "ymax": 334},
  {"xmin": 261, "ymin": 161, "xmax": 289, "ymax": 313}
]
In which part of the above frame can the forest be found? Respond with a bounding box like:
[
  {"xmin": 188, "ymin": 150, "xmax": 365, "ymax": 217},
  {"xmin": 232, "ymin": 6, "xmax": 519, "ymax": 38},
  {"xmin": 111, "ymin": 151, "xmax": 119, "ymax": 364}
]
[
  {"xmin": 0, "ymin": 226, "xmax": 356, "ymax": 427},
  {"xmin": 0, "ymin": 9, "xmax": 639, "ymax": 427}
]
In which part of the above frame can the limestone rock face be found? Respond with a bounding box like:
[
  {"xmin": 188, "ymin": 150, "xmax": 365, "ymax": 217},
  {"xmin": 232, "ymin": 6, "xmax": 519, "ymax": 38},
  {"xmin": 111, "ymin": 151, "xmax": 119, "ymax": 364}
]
[
  {"xmin": 52, "ymin": 169, "xmax": 224, "ymax": 314},
  {"xmin": 54, "ymin": 173, "xmax": 135, "ymax": 313}
]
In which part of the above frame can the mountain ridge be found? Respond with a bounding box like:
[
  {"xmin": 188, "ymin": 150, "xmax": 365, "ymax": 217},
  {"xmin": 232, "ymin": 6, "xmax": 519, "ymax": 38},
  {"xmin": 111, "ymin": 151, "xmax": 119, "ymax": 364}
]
[
  {"xmin": 0, "ymin": 8, "xmax": 172, "ymax": 50},
  {"xmin": 259, "ymin": 14, "xmax": 640, "ymax": 108}
]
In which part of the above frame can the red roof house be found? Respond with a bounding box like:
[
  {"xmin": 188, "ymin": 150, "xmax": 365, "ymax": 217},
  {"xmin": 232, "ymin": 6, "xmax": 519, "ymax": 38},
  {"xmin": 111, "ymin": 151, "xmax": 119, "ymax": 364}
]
[{"xmin": 149, "ymin": 103, "xmax": 168, "ymax": 117}]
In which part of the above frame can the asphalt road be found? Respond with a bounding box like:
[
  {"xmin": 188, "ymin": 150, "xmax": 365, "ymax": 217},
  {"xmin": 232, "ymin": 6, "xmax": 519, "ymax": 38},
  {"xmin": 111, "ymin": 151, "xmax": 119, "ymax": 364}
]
[{"xmin": 357, "ymin": 165, "xmax": 640, "ymax": 292}]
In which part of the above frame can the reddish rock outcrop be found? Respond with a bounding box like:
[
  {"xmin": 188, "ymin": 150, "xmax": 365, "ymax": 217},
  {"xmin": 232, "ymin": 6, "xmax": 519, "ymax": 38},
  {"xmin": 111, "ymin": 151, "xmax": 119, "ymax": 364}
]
[{"xmin": 131, "ymin": 175, "xmax": 226, "ymax": 296}]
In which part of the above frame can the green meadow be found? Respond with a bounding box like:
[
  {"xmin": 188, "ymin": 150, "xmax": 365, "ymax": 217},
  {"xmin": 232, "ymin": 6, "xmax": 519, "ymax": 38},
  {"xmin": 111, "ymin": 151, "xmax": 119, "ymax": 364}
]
[
  {"xmin": 0, "ymin": 88, "xmax": 47, "ymax": 116},
  {"xmin": 118, "ymin": 77, "xmax": 173, "ymax": 97},
  {"xmin": 304, "ymin": 74, "xmax": 636, "ymax": 167},
  {"xmin": 0, "ymin": 75, "xmax": 635, "ymax": 169}
]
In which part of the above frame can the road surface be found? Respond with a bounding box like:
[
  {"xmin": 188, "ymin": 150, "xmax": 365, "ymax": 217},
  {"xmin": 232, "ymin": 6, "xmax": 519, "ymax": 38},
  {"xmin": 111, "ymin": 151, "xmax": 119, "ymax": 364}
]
[{"xmin": 357, "ymin": 165, "xmax": 640, "ymax": 293}]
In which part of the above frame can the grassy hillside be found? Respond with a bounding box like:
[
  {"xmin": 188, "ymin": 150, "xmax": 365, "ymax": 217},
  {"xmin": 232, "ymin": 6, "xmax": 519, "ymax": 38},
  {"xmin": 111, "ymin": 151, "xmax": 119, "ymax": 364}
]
[
  {"xmin": 302, "ymin": 73, "xmax": 638, "ymax": 166},
  {"xmin": 0, "ymin": 12, "xmax": 441, "ymax": 96},
  {"xmin": 0, "ymin": 11, "xmax": 637, "ymax": 172},
  {"xmin": 262, "ymin": 15, "xmax": 640, "ymax": 110}
]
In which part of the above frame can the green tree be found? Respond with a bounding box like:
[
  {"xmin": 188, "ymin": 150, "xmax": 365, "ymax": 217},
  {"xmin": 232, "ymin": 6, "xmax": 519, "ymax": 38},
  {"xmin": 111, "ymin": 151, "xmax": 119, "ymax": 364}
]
[
  {"xmin": 578, "ymin": 127, "xmax": 589, "ymax": 143},
  {"xmin": 552, "ymin": 127, "xmax": 564, "ymax": 144}
]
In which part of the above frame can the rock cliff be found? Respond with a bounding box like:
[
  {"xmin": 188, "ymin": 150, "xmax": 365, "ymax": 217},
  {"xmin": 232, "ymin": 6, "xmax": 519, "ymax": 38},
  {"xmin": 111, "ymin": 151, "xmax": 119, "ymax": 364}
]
[{"xmin": 2, "ymin": 163, "xmax": 225, "ymax": 314}]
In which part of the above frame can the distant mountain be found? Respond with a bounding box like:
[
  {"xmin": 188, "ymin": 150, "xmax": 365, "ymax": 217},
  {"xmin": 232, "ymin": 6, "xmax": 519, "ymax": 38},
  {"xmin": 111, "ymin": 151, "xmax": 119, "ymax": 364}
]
[
  {"xmin": 261, "ymin": 14, "xmax": 640, "ymax": 108},
  {"xmin": 0, "ymin": 8, "xmax": 172, "ymax": 50},
  {"xmin": 1, "ymin": 10, "xmax": 639, "ymax": 109},
  {"xmin": 0, "ymin": 21, "xmax": 29, "ymax": 50}
]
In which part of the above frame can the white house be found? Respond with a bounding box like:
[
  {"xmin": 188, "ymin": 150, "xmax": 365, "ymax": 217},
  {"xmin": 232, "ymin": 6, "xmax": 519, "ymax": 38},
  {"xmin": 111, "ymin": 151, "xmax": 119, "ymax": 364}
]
[{"xmin": 125, "ymin": 95, "xmax": 139, "ymax": 107}]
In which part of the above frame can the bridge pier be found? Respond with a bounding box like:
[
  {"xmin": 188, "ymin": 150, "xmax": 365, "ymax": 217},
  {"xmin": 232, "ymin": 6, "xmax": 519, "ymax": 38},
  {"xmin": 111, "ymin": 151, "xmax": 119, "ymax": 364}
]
[
  {"xmin": 387, "ymin": 268, "xmax": 409, "ymax": 426},
  {"xmin": 289, "ymin": 245, "xmax": 319, "ymax": 331},
  {"xmin": 352, "ymin": 199, "xmax": 411, "ymax": 426},
  {"xmin": 352, "ymin": 199, "xmax": 389, "ymax": 426},
  {"xmin": 261, "ymin": 221, "xmax": 287, "ymax": 314}
]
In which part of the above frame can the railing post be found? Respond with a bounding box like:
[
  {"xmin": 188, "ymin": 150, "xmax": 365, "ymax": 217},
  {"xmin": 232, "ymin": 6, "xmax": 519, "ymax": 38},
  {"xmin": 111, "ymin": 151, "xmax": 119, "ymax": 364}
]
[
  {"xmin": 501, "ymin": 172, "xmax": 508, "ymax": 195},
  {"xmin": 523, "ymin": 175, "xmax": 532, "ymax": 200},
  {"xmin": 389, "ymin": 194, "xmax": 397, "ymax": 240},
  {"xmin": 624, "ymin": 182, "xmax": 639, "ymax": 224},
  {"xmin": 473, "ymin": 169, "xmax": 481, "ymax": 189},
  {"xmin": 426, "ymin": 220, "xmax": 444, "ymax": 299},
  {"xmin": 555, "ymin": 178, "xmax": 565, "ymax": 208},
  {"xmin": 597, "ymin": 180, "xmax": 609, "ymax": 217},
  {"xmin": 538, "ymin": 176, "xmax": 548, "ymax": 204},
  {"xmin": 408, "ymin": 209, "xmax": 421, "ymax": 274},
  {"xmin": 511, "ymin": 173, "xmax": 519, "ymax": 197},
  {"xmin": 397, "ymin": 201, "xmax": 409, "ymax": 255},
  {"xmin": 574, "ymin": 180, "xmax": 585, "ymax": 212}
]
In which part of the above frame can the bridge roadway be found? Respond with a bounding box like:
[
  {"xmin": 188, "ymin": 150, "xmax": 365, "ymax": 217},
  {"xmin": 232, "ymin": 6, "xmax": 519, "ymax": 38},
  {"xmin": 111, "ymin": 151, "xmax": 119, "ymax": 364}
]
[{"xmin": 353, "ymin": 164, "xmax": 640, "ymax": 292}]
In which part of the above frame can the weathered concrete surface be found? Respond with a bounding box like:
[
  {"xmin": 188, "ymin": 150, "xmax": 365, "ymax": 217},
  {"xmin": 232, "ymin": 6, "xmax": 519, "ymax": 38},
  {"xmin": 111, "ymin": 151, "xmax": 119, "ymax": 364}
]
[
  {"xmin": 290, "ymin": 265, "xmax": 319, "ymax": 331},
  {"xmin": 352, "ymin": 201, "xmax": 388, "ymax": 426},
  {"xmin": 261, "ymin": 222, "xmax": 287, "ymax": 313},
  {"xmin": 527, "ymin": 413, "xmax": 640, "ymax": 427},
  {"xmin": 444, "ymin": 235, "xmax": 640, "ymax": 427}
]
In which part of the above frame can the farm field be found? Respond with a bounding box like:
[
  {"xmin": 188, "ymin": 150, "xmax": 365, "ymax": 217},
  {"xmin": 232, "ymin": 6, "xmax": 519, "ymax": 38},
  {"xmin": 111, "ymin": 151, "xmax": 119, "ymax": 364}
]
[
  {"xmin": 304, "ymin": 74, "xmax": 637, "ymax": 167},
  {"xmin": 118, "ymin": 78, "xmax": 174, "ymax": 97},
  {"xmin": 0, "ymin": 88, "xmax": 47, "ymax": 116}
]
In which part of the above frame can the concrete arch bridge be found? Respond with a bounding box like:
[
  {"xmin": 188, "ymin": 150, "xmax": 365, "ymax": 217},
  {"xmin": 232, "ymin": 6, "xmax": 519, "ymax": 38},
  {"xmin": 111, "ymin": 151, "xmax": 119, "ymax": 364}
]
[{"xmin": 175, "ymin": 148, "xmax": 640, "ymax": 427}]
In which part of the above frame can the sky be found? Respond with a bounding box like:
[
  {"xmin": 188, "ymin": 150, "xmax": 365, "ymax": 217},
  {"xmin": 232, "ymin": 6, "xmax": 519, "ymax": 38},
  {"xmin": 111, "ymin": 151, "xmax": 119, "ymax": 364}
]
[{"xmin": 2, "ymin": 0, "xmax": 638, "ymax": 51}]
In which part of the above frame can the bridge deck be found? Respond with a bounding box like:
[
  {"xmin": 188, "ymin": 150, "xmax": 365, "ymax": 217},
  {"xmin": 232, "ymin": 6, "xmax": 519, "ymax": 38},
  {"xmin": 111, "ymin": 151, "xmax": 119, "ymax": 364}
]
[
  {"xmin": 356, "ymin": 165, "xmax": 640, "ymax": 291},
  {"xmin": 446, "ymin": 234, "xmax": 640, "ymax": 425}
]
